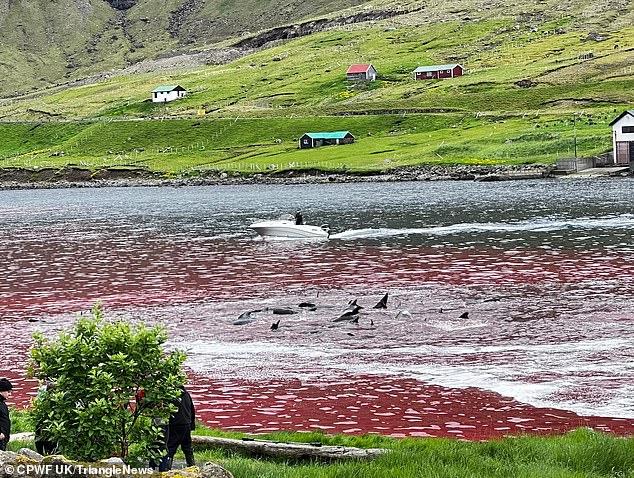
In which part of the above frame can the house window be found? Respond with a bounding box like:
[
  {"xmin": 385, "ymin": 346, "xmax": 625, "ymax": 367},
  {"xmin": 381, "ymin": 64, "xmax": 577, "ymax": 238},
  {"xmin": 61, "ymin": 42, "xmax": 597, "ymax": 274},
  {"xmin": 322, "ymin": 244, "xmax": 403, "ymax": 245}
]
[
  {"xmin": 446, "ymin": 70, "xmax": 451, "ymax": 73},
  {"xmin": 303, "ymin": 139, "xmax": 309, "ymax": 144},
  {"xmin": 427, "ymin": 72, "xmax": 432, "ymax": 77},
  {"xmin": 622, "ymin": 126, "xmax": 634, "ymax": 133}
]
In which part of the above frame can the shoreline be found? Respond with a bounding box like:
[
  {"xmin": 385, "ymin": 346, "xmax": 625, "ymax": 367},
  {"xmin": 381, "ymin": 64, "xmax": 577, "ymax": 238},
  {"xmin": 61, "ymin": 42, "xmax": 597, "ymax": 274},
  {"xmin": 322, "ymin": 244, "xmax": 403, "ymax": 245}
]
[{"xmin": 0, "ymin": 163, "xmax": 630, "ymax": 190}]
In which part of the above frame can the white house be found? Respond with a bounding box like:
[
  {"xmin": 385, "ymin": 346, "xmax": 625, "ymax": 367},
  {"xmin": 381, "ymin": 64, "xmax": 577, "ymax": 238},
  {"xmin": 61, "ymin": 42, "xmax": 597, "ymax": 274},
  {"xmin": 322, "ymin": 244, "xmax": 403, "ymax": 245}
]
[
  {"xmin": 609, "ymin": 110, "xmax": 634, "ymax": 165},
  {"xmin": 151, "ymin": 85, "xmax": 187, "ymax": 103}
]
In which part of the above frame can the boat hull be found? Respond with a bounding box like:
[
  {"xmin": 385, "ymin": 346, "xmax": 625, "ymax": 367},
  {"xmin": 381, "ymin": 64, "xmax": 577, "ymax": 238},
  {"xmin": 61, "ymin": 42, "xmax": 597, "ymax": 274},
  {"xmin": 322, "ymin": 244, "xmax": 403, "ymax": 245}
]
[{"xmin": 249, "ymin": 220, "xmax": 330, "ymax": 239}]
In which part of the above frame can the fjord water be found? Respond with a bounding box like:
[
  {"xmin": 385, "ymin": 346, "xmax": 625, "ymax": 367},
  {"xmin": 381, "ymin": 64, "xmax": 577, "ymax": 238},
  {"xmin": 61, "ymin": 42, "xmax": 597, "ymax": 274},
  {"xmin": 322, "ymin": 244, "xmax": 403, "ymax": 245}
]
[{"xmin": 1, "ymin": 178, "xmax": 634, "ymax": 439}]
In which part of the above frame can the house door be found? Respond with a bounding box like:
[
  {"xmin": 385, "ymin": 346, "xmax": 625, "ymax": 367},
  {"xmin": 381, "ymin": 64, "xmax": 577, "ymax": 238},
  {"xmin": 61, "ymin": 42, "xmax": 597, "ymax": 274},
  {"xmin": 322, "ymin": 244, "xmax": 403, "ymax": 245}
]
[{"xmin": 616, "ymin": 141, "xmax": 631, "ymax": 164}]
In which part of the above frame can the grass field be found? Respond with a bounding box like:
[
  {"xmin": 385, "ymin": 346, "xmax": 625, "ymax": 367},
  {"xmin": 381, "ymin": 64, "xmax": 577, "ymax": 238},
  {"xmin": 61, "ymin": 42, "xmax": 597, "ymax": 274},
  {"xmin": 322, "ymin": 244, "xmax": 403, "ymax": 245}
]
[
  {"xmin": 0, "ymin": 112, "xmax": 614, "ymax": 175},
  {"xmin": 8, "ymin": 410, "xmax": 634, "ymax": 478}
]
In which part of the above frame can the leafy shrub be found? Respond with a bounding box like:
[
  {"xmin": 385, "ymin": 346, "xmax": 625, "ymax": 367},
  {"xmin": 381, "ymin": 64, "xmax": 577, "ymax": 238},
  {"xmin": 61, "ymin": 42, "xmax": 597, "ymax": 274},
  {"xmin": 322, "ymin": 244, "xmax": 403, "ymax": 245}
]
[{"xmin": 29, "ymin": 303, "xmax": 186, "ymax": 463}]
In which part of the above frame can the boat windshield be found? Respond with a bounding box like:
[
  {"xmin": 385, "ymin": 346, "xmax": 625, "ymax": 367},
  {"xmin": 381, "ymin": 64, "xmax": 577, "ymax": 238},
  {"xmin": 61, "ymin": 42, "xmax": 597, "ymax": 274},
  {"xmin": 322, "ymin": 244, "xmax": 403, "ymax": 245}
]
[{"xmin": 278, "ymin": 213, "xmax": 295, "ymax": 221}]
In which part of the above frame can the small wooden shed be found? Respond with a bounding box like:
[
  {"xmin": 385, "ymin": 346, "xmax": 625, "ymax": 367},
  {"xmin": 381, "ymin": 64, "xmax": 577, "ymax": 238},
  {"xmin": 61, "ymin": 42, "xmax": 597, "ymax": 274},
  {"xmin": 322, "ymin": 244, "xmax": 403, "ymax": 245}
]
[
  {"xmin": 299, "ymin": 131, "xmax": 355, "ymax": 149},
  {"xmin": 413, "ymin": 64, "xmax": 464, "ymax": 80},
  {"xmin": 152, "ymin": 85, "xmax": 187, "ymax": 103},
  {"xmin": 346, "ymin": 64, "xmax": 377, "ymax": 81},
  {"xmin": 610, "ymin": 110, "xmax": 634, "ymax": 165}
]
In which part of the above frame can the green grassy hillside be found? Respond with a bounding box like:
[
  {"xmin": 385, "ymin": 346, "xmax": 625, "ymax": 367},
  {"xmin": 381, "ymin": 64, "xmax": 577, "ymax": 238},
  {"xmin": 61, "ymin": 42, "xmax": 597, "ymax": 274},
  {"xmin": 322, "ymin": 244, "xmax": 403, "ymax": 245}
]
[
  {"xmin": 0, "ymin": 0, "xmax": 632, "ymax": 176},
  {"xmin": 0, "ymin": 114, "xmax": 611, "ymax": 175}
]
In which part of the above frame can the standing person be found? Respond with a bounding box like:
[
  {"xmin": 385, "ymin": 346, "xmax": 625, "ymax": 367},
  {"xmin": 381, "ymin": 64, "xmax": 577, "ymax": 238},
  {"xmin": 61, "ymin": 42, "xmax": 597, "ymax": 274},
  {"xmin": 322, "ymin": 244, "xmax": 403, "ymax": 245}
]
[
  {"xmin": 0, "ymin": 378, "xmax": 13, "ymax": 451},
  {"xmin": 294, "ymin": 209, "xmax": 303, "ymax": 225},
  {"xmin": 166, "ymin": 386, "xmax": 196, "ymax": 469},
  {"xmin": 34, "ymin": 379, "xmax": 57, "ymax": 455},
  {"xmin": 136, "ymin": 389, "xmax": 169, "ymax": 472}
]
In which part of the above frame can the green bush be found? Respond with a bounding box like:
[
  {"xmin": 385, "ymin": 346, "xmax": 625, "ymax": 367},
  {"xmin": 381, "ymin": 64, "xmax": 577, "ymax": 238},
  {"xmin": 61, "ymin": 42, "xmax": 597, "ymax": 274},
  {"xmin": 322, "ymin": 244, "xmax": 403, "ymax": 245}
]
[{"xmin": 28, "ymin": 303, "xmax": 186, "ymax": 463}]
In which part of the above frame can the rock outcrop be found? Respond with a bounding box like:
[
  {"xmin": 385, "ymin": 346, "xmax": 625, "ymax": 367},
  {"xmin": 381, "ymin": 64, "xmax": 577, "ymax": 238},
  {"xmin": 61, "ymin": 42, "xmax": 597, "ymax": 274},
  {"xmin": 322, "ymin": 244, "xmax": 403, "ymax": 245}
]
[
  {"xmin": 104, "ymin": 0, "xmax": 137, "ymax": 10},
  {"xmin": 233, "ymin": 7, "xmax": 422, "ymax": 49}
]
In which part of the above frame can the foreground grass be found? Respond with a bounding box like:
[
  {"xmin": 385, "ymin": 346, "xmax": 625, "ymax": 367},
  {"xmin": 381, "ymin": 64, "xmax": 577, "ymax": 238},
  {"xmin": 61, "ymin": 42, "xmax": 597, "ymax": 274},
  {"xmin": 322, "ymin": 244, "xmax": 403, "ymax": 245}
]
[{"xmin": 8, "ymin": 410, "xmax": 634, "ymax": 477}]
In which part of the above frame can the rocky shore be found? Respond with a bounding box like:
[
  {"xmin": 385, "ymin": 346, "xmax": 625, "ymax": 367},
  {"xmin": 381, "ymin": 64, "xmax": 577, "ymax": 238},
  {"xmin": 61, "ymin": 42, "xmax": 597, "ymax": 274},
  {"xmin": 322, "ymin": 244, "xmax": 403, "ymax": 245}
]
[
  {"xmin": 0, "ymin": 164, "xmax": 548, "ymax": 190},
  {"xmin": 0, "ymin": 163, "xmax": 628, "ymax": 190},
  {"xmin": 0, "ymin": 448, "xmax": 233, "ymax": 478}
]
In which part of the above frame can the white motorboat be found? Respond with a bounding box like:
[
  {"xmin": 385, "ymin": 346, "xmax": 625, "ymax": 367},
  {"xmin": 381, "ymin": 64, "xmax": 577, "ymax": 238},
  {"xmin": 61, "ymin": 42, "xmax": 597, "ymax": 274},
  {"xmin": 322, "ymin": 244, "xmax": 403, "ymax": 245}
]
[{"xmin": 249, "ymin": 214, "xmax": 331, "ymax": 239}]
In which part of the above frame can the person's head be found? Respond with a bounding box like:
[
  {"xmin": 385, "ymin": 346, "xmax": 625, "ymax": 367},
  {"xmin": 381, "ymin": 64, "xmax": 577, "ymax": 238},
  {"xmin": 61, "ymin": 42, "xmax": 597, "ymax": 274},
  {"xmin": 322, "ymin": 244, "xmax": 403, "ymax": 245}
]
[{"xmin": 0, "ymin": 378, "xmax": 13, "ymax": 399}]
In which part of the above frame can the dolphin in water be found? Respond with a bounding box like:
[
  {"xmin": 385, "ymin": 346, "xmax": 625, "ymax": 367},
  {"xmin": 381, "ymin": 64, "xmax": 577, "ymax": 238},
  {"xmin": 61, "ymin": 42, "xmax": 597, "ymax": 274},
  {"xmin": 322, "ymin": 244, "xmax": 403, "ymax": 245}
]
[
  {"xmin": 333, "ymin": 304, "xmax": 362, "ymax": 322},
  {"xmin": 271, "ymin": 308, "xmax": 297, "ymax": 315},
  {"xmin": 270, "ymin": 320, "xmax": 280, "ymax": 331},
  {"xmin": 395, "ymin": 310, "xmax": 412, "ymax": 320},
  {"xmin": 459, "ymin": 311, "xmax": 469, "ymax": 319},
  {"xmin": 233, "ymin": 309, "xmax": 263, "ymax": 325},
  {"xmin": 373, "ymin": 293, "xmax": 389, "ymax": 309}
]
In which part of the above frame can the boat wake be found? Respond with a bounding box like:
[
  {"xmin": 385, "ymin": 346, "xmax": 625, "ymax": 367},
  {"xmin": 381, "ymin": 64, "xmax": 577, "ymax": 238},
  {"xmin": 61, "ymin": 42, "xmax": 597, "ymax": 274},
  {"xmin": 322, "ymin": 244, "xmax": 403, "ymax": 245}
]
[{"xmin": 330, "ymin": 215, "xmax": 634, "ymax": 240}]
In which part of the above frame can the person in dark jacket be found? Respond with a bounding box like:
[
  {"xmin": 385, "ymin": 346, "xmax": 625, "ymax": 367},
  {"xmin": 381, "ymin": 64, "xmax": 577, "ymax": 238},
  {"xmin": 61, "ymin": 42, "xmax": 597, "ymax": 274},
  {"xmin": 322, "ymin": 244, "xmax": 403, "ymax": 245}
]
[
  {"xmin": 166, "ymin": 386, "xmax": 196, "ymax": 469},
  {"xmin": 294, "ymin": 210, "xmax": 303, "ymax": 225},
  {"xmin": 34, "ymin": 379, "xmax": 57, "ymax": 455},
  {"xmin": 0, "ymin": 378, "xmax": 13, "ymax": 451}
]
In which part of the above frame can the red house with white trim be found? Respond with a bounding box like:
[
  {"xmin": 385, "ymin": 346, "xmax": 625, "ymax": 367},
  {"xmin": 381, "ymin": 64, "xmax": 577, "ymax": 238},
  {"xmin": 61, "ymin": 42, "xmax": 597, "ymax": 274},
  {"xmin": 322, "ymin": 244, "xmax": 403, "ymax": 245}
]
[
  {"xmin": 346, "ymin": 64, "xmax": 377, "ymax": 81},
  {"xmin": 413, "ymin": 64, "xmax": 464, "ymax": 80}
]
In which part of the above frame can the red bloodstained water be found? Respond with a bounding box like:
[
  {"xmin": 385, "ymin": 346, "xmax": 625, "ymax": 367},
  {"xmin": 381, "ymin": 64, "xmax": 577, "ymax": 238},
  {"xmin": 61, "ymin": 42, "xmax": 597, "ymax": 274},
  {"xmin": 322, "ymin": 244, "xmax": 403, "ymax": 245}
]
[
  {"xmin": 2, "ymin": 198, "xmax": 634, "ymax": 440},
  {"xmin": 5, "ymin": 372, "xmax": 634, "ymax": 440}
]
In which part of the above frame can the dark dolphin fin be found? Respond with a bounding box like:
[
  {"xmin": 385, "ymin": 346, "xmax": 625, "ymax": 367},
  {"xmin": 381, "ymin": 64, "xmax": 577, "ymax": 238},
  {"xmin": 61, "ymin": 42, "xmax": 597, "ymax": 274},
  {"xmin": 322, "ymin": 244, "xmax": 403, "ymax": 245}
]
[
  {"xmin": 373, "ymin": 293, "xmax": 389, "ymax": 309},
  {"xmin": 459, "ymin": 311, "xmax": 469, "ymax": 319},
  {"xmin": 270, "ymin": 320, "xmax": 280, "ymax": 330}
]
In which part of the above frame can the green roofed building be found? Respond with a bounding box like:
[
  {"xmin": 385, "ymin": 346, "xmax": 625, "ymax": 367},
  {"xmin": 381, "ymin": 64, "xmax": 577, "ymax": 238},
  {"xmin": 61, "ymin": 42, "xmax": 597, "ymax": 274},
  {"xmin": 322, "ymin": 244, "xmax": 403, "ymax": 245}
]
[
  {"xmin": 299, "ymin": 131, "xmax": 355, "ymax": 149},
  {"xmin": 151, "ymin": 85, "xmax": 187, "ymax": 103}
]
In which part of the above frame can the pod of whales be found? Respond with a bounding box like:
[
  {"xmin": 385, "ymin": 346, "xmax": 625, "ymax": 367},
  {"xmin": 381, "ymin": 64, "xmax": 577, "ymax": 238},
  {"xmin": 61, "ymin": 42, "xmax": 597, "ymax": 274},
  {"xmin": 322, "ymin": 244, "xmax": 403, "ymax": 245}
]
[{"xmin": 232, "ymin": 292, "xmax": 393, "ymax": 327}]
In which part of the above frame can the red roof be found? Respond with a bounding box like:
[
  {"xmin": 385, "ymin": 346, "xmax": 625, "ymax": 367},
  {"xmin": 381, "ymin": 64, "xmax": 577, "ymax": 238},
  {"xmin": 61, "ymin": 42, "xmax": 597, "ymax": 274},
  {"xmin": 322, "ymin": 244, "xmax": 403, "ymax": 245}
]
[{"xmin": 346, "ymin": 64, "xmax": 373, "ymax": 74}]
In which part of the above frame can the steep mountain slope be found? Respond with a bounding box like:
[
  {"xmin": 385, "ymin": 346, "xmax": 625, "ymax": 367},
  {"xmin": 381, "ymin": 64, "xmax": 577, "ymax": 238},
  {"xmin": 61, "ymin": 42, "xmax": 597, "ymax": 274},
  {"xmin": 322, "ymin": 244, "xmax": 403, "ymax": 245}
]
[{"xmin": 0, "ymin": 0, "xmax": 367, "ymax": 97}]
